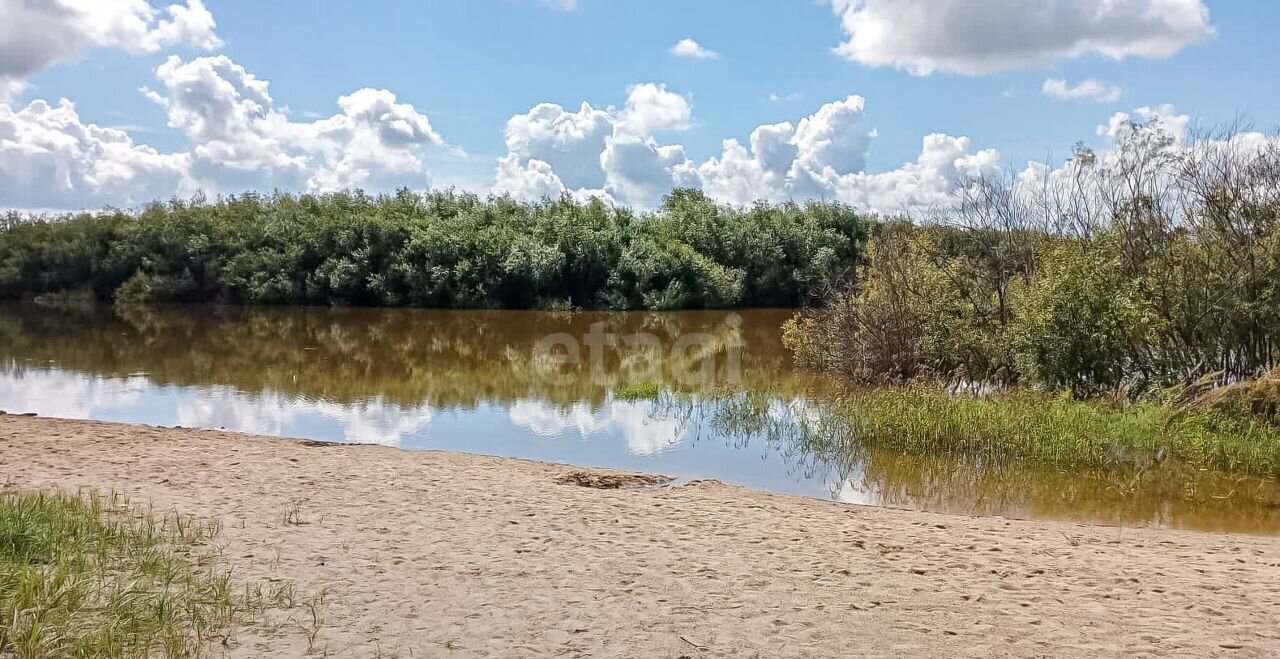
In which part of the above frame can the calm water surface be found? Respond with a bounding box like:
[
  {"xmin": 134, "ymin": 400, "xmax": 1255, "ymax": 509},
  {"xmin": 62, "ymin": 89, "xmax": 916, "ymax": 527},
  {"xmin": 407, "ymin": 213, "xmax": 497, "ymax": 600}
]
[{"xmin": 1, "ymin": 303, "xmax": 1277, "ymax": 533}]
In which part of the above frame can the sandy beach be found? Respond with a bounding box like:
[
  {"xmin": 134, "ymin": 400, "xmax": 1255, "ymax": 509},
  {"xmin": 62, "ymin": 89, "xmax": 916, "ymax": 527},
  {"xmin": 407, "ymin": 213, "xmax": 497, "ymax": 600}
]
[{"xmin": 2, "ymin": 414, "xmax": 1279, "ymax": 658}]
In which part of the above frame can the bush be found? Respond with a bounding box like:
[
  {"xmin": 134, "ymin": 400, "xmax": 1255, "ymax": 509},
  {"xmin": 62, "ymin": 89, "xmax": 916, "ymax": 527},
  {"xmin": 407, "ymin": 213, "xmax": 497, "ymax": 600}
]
[
  {"xmin": 0, "ymin": 189, "xmax": 873, "ymax": 311},
  {"xmin": 1012, "ymin": 235, "xmax": 1149, "ymax": 396},
  {"xmin": 787, "ymin": 120, "xmax": 1280, "ymax": 396}
]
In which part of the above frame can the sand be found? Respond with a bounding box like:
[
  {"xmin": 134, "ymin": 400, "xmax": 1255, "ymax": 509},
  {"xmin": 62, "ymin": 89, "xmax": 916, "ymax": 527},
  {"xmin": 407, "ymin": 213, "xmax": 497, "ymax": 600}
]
[{"xmin": 2, "ymin": 414, "xmax": 1279, "ymax": 658}]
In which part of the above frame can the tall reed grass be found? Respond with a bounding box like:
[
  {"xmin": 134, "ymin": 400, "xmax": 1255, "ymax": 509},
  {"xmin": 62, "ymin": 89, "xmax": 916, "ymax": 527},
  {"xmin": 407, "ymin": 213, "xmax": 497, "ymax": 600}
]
[
  {"xmin": 690, "ymin": 387, "xmax": 1280, "ymax": 478},
  {"xmin": 832, "ymin": 388, "xmax": 1280, "ymax": 476}
]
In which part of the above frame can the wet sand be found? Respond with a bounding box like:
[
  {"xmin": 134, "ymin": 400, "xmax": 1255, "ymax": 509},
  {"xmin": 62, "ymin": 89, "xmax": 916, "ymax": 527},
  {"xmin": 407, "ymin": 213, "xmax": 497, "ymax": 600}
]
[{"xmin": 3, "ymin": 414, "xmax": 1279, "ymax": 658}]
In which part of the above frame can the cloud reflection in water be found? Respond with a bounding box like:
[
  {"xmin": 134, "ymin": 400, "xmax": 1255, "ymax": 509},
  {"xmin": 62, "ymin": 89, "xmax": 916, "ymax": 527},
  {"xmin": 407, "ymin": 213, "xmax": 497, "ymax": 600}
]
[{"xmin": 508, "ymin": 397, "xmax": 686, "ymax": 456}]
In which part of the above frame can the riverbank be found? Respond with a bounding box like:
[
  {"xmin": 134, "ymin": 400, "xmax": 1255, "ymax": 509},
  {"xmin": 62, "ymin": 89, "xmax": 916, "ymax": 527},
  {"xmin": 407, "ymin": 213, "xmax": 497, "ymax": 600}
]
[{"xmin": 3, "ymin": 415, "xmax": 1279, "ymax": 658}]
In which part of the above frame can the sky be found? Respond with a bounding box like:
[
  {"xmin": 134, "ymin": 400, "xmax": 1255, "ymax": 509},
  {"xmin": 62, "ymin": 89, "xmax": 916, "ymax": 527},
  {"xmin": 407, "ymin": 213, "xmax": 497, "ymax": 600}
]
[{"xmin": 1, "ymin": 0, "xmax": 1278, "ymax": 213}]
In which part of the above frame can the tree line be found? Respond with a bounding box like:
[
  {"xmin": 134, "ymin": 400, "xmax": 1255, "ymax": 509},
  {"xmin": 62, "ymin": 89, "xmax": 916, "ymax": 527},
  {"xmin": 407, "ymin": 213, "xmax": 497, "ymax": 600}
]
[
  {"xmin": 0, "ymin": 189, "xmax": 870, "ymax": 310},
  {"xmin": 786, "ymin": 120, "xmax": 1280, "ymax": 398}
]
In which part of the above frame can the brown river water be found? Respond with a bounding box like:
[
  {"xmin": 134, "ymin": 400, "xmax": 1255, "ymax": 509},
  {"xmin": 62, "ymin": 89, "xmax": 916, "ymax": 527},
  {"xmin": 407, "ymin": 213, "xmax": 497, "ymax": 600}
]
[{"xmin": 1, "ymin": 302, "xmax": 1277, "ymax": 534}]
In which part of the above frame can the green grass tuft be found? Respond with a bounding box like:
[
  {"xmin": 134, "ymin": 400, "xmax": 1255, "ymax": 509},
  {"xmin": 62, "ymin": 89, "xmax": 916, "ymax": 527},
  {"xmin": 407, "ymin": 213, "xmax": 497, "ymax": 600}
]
[
  {"xmin": 0, "ymin": 487, "xmax": 256, "ymax": 658},
  {"xmin": 614, "ymin": 381, "xmax": 663, "ymax": 401}
]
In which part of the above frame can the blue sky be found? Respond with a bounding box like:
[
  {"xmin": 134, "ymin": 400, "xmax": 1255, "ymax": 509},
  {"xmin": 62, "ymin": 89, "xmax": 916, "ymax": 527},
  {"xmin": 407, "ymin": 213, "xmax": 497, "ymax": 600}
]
[{"xmin": 3, "ymin": 0, "xmax": 1278, "ymax": 211}]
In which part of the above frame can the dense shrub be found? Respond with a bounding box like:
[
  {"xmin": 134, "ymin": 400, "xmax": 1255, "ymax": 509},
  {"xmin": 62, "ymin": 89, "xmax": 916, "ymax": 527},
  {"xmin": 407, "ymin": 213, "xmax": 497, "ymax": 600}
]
[
  {"xmin": 0, "ymin": 189, "xmax": 872, "ymax": 311},
  {"xmin": 1012, "ymin": 236, "xmax": 1148, "ymax": 396},
  {"xmin": 787, "ymin": 120, "xmax": 1280, "ymax": 396}
]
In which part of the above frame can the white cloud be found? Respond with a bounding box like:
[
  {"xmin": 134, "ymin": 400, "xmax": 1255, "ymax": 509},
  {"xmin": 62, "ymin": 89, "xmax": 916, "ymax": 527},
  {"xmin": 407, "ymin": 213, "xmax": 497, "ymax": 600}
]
[
  {"xmin": 1096, "ymin": 103, "xmax": 1190, "ymax": 142},
  {"xmin": 1, "ymin": 79, "xmax": 27, "ymax": 103},
  {"xmin": 601, "ymin": 135, "xmax": 692, "ymax": 210},
  {"xmin": 1027, "ymin": 101, "xmax": 1259, "ymax": 201},
  {"xmin": 1019, "ymin": 102, "xmax": 1279, "ymax": 239},
  {"xmin": 0, "ymin": 49, "xmax": 447, "ymax": 210},
  {"xmin": 537, "ymin": 0, "xmax": 577, "ymax": 10},
  {"xmin": 788, "ymin": 95, "xmax": 875, "ymax": 193},
  {"xmin": 495, "ymin": 152, "xmax": 569, "ymax": 201},
  {"xmin": 494, "ymin": 83, "xmax": 691, "ymax": 205},
  {"xmin": 301, "ymin": 87, "xmax": 445, "ymax": 191},
  {"xmin": 141, "ymin": 0, "xmax": 222, "ymax": 51},
  {"xmin": 146, "ymin": 54, "xmax": 444, "ymax": 193},
  {"xmin": 0, "ymin": 0, "xmax": 222, "ymax": 209},
  {"xmin": 0, "ymin": 0, "xmax": 449, "ymax": 208},
  {"xmin": 496, "ymin": 88, "xmax": 1001, "ymax": 215},
  {"xmin": 671, "ymin": 38, "xmax": 719, "ymax": 60},
  {"xmin": 0, "ymin": 0, "xmax": 1235, "ymax": 222},
  {"xmin": 496, "ymin": 100, "xmax": 614, "ymax": 194},
  {"xmin": 0, "ymin": 97, "xmax": 194, "ymax": 209},
  {"xmin": 691, "ymin": 96, "xmax": 878, "ymax": 205},
  {"xmin": 0, "ymin": 0, "xmax": 222, "ymax": 92},
  {"xmin": 694, "ymin": 109, "xmax": 1000, "ymax": 215},
  {"xmin": 1042, "ymin": 78, "xmax": 1123, "ymax": 103},
  {"xmin": 144, "ymin": 54, "xmax": 301, "ymax": 192},
  {"xmin": 830, "ymin": 0, "xmax": 1213, "ymax": 75},
  {"xmin": 692, "ymin": 129, "xmax": 792, "ymax": 205},
  {"xmin": 616, "ymin": 82, "xmax": 692, "ymax": 136},
  {"xmin": 826, "ymin": 133, "xmax": 1000, "ymax": 214}
]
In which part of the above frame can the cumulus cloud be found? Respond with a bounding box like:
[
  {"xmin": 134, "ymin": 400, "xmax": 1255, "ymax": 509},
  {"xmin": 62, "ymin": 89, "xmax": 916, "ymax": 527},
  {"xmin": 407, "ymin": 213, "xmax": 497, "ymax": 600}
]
[
  {"xmin": 693, "ymin": 106, "xmax": 999, "ymax": 215},
  {"xmin": 496, "ymin": 101, "xmax": 614, "ymax": 195},
  {"xmin": 141, "ymin": 55, "xmax": 303, "ymax": 191},
  {"xmin": 1, "ymin": 79, "xmax": 27, "ymax": 103},
  {"xmin": 1020, "ymin": 101, "xmax": 1274, "ymax": 208},
  {"xmin": 690, "ymin": 96, "xmax": 876, "ymax": 205},
  {"xmin": 786, "ymin": 95, "xmax": 875, "ymax": 196},
  {"xmin": 0, "ymin": 0, "xmax": 222, "ymax": 91},
  {"xmin": 616, "ymin": 82, "xmax": 692, "ymax": 136},
  {"xmin": 1042, "ymin": 78, "xmax": 1123, "ymax": 103},
  {"xmin": 0, "ymin": 0, "xmax": 451, "ymax": 209},
  {"xmin": 494, "ymin": 83, "xmax": 691, "ymax": 205},
  {"xmin": 602, "ymin": 136, "xmax": 692, "ymax": 210},
  {"xmin": 830, "ymin": 0, "xmax": 1213, "ymax": 75},
  {"xmin": 144, "ymin": 54, "xmax": 444, "ymax": 193},
  {"xmin": 1100, "ymin": 104, "xmax": 1191, "ymax": 142},
  {"xmin": 1016, "ymin": 101, "xmax": 1280, "ymax": 239},
  {"xmin": 827, "ymin": 133, "xmax": 1000, "ymax": 214},
  {"xmin": 0, "ymin": 50, "xmax": 447, "ymax": 210},
  {"xmin": 305, "ymin": 88, "xmax": 445, "ymax": 190},
  {"xmin": 0, "ymin": 0, "xmax": 223, "ymax": 209},
  {"xmin": 0, "ymin": 0, "xmax": 1230, "ymax": 221},
  {"xmin": 0, "ymin": 97, "xmax": 194, "ymax": 209},
  {"xmin": 671, "ymin": 38, "xmax": 719, "ymax": 60},
  {"xmin": 497, "ymin": 89, "xmax": 999, "ymax": 215}
]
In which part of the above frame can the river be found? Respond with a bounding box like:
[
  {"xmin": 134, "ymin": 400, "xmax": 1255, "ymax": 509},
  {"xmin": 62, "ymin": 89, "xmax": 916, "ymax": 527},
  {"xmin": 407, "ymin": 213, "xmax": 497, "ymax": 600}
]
[{"xmin": 2, "ymin": 302, "xmax": 1276, "ymax": 533}]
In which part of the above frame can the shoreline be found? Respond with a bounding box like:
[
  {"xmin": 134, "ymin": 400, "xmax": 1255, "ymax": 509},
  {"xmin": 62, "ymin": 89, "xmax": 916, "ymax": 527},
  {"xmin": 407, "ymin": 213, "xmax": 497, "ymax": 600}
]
[{"xmin": 4, "ymin": 414, "xmax": 1280, "ymax": 657}]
